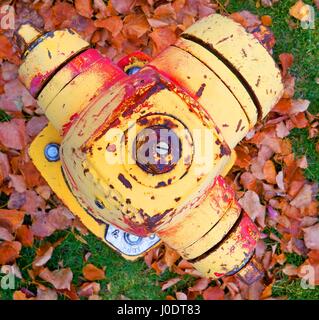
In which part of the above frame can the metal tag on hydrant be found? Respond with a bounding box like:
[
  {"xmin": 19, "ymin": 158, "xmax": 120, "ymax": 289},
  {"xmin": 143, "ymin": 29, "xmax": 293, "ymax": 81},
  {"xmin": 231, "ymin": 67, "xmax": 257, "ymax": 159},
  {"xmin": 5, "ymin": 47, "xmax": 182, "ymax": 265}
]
[{"xmin": 18, "ymin": 14, "xmax": 283, "ymax": 283}]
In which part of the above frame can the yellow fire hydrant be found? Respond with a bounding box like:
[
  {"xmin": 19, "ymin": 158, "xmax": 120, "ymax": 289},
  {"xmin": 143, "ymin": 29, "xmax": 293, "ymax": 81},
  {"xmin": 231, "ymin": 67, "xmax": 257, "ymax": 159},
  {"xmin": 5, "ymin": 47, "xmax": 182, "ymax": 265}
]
[{"xmin": 17, "ymin": 14, "xmax": 283, "ymax": 283}]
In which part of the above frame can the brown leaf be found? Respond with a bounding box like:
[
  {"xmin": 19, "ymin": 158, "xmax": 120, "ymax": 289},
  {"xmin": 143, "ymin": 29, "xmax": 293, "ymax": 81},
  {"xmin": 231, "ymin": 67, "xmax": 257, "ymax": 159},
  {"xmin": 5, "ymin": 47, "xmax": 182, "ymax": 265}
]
[
  {"xmin": 36, "ymin": 287, "xmax": 58, "ymax": 300},
  {"xmin": 122, "ymin": 14, "xmax": 150, "ymax": 40},
  {"xmin": 111, "ymin": 0, "xmax": 136, "ymax": 14},
  {"xmin": 147, "ymin": 3, "xmax": 177, "ymax": 28},
  {"xmin": 149, "ymin": 26, "xmax": 177, "ymax": 56},
  {"xmin": 0, "ymin": 119, "xmax": 27, "ymax": 150},
  {"xmin": 94, "ymin": 16, "xmax": 123, "ymax": 37},
  {"xmin": 75, "ymin": 0, "xmax": 94, "ymax": 18},
  {"xmin": 282, "ymin": 264, "xmax": 299, "ymax": 276},
  {"xmin": 240, "ymin": 172, "xmax": 258, "ymax": 191},
  {"xmin": 16, "ymin": 225, "xmax": 34, "ymax": 247},
  {"xmin": 276, "ymin": 171, "xmax": 285, "ymax": 190},
  {"xmin": 33, "ymin": 246, "xmax": 54, "ymax": 267},
  {"xmin": 31, "ymin": 206, "xmax": 74, "ymax": 237},
  {"xmin": 78, "ymin": 282, "xmax": 101, "ymax": 297},
  {"xmin": 83, "ymin": 264, "xmax": 106, "ymax": 281},
  {"xmin": 0, "ymin": 209, "xmax": 25, "ymax": 233},
  {"xmin": 202, "ymin": 286, "xmax": 225, "ymax": 300},
  {"xmin": 229, "ymin": 11, "xmax": 261, "ymax": 29},
  {"xmin": 9, "ymin": 174, "xmax": 27, "ymax": 193},
  {"xmin": 0, "ymin": 226, "xmax": 14, "ymax": 241},
  {"xmin": 303, "ymin": 224, "xmax": 319, "ymax": 250},
  {"xmin": 290, "ymin": 184, "xmax": 313, "ymax": 208},
  {"xmin": 13, "ymin": 290, "xmax": 29, "ymax": 300},
  {"xmin": 0, "ymin": 35, "xmax": 19, "ymax": 65},
  {"xmin": 39, "ymin": 268, "xmax": 73, "ymax": 290},
  {"xmin": 26, "ymin": 116, "xmax": 48, "ymax": 137},
  {"xmin": 276, "ymin": 121, "xmax": 290, "ymax": 138},
  {"xmin": 279, "ymin": 53, "xmax": 294, "ymax": 78},
  {"xmin": 0, "ymin": 151, "xmax": 10, "ymax": 185},
  {"xmin": 161, "ymin": 277, "xmax": 181, "ymax": 291},
  {"xmin": 188, "ymin": 277, "xmax": 210, "ymax": 292},
  {"xmin": 239, "ymin": 191, "xmax": 265, "ymax": 226},
  {"xmin": 175, "ymin": 291, "xmax": 187, "ymax": 300},
  {"xmin": 261, "ymin": 15, "xmax": 272, "ymax": 26},
  {"xmin": 0, "ymin": 241, "xmax": 21, "ymax": 265},
  {"xmin": 290, "ymin": 99, "xmax": 310, "ymax": 114},
  {"xmin": 260, "ymin": 282, "xmax": 273, "ymax": 299},
  {"xmin": 289, "ymin": 0, "xmax": 311, "ymax": 21},
  {"xmin": 163, "ymin": 245, "xmax": 180, "ymax": 267},
  {"xmin": 263, "ymin": 160, "xmax": 277, "ymax": 184},
  {"xmin": 20, "ymin": 161, "xmax": 45, "ymax": 188}
]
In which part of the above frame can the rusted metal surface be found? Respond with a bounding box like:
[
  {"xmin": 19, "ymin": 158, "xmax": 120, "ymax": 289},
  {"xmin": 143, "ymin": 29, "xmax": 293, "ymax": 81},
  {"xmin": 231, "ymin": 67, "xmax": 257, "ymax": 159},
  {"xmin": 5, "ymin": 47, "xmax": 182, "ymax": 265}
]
[{"xmin": 19, "ymin": 15, "xmax": 283, "ymax": 280}]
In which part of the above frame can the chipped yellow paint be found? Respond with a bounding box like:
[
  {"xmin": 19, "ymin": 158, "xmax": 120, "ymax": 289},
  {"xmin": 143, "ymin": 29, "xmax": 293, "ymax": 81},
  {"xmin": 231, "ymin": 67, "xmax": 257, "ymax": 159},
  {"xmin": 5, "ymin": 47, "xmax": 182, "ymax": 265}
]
[
  {"xmin": 62, "ymin": 85, "xmax": 231, "ymax": 230},
  {"xmin": 28, "ymin": 123, "xmax": 151, "ymax": 260},
  {"xmin": 19, "ymin": 28, "xmax": 89, "ymax": 96},
  {"xmin": 192, "ymin": 213, "xmax": 259, "ymax": 279},
  {"xmin": 148, "ymin": 46, "xmax": 250, "ymax": 149},
  {"xmin": 17, "ymin": 24, "xmax": 41, "ymax": 46},
  {"xmin": 181, "ymin": 14, "xmax": 283, "ymax": 119},
  {"xmin": 28, "ymin": 123, "xmax": 106, "ymax": 240},
  {"xmin": 178, "ymin": 200, "xmax": 241, "ymax": 260},
  {"xmin": 175, "ymin": 38, "xmax": 258, "ymax": 127},
  {"xmin": 19, "ymin": 13, "xmax": 283, "ymax": 280}
]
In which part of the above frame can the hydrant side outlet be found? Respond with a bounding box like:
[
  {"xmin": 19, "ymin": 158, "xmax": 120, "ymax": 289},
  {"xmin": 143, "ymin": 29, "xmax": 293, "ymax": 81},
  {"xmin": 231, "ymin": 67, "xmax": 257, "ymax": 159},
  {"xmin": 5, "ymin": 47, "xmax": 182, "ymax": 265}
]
[{"xmin": 19, "ymin": 14, "xmax": 283, "ymax": 282}]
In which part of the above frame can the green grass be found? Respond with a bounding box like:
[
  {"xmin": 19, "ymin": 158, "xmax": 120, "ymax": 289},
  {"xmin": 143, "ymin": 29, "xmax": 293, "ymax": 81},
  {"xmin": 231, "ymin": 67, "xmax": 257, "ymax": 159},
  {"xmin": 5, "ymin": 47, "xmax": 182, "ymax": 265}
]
[
  {"xmin": 224, "ymin": 0, "xmax": 319, "ymax": 184},
  {"xmin": 0, "ymin": 230, "xmax": 197, "ymax": 300},
  {"xmin": 225, "ymin": 0, "xmax": 319, "ymax": 300},
  {"xmin": 0, "ymin": 0, "xmax": 318, "ymax": 300}
]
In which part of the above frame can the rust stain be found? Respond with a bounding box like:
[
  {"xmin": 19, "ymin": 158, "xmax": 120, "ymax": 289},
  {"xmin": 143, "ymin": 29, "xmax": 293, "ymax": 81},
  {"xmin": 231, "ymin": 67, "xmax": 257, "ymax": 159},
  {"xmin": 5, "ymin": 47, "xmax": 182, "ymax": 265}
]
[
  {"xmin": 118, "ymin": 173, "xmax": 132, "ymax": 189},
  {"xmin": 195, "ymin": 83, "xmax": 206, "ymax": 98}
]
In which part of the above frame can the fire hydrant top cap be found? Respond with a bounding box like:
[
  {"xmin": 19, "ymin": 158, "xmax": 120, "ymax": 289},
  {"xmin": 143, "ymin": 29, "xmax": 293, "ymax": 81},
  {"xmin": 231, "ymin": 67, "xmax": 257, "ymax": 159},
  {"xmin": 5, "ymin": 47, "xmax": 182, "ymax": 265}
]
[{"xmin": 18, "ymin": 25, "xmax": 90, "ymax": 97}]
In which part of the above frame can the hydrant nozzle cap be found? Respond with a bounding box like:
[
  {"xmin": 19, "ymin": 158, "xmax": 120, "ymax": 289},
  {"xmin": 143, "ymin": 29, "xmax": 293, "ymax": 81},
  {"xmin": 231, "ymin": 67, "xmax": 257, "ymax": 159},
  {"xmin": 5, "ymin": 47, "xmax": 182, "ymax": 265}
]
[
  {"xmin": 17, "ymin": 24, "xmax": 41, "ymax": 47},
  {"xmin": 18, "ymin": 27, "xmax": 90, "ymax": 97}
]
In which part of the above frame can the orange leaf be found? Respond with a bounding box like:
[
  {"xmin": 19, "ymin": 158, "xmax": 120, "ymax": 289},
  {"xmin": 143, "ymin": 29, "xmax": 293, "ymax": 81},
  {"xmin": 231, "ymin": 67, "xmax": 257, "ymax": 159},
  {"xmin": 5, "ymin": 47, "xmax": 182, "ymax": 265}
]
[
  {"xmin": 0, "ymin": 209, "xmax": 25, "ymax": 233},
  {"xmin": 188, "ymin": 277, "xmax": 210, "ymax": 292},
  {"xmin": 82, "ymin": 264, "xmax": 106, "ymax": 281},
  {"xmin": 0, "ymin": 119, "xmax": 27, "ymax": 150},
  {"xmin": 20, "ymin": 161, "xmax": 45, "ymax": 188},
  {"xmin": 13, "ymin": 290, "xmax": 29, "ymax": 300},
  {"xmin": 0, "ymin": 152, "xmax": 10, "ymax": 185},
  {"xmin": 0, "ymin": 241, "xmax": 21, "ymax": 265},
  {"xmin": 149, "ymin": 26, "xmax": 177, "ymax": 56},
  {"xmin": 229, "ymin": 11, "xmax": 260, "ymax": 29},
  {"xmin": 39, "ymin": 267, "xmax": 73, "ymax": 290},
  {"xmin": 16, "ymin": 225, "xmax": 34, "ymax": 247},
  {"xmin": 0, "ymin": 35, "xmax": 20, "ymax": 65},
  {"xmin": 33, "ymin": 245, "xmax": 54, "ymax": 267},
  {"xmin": 75, "ymin": 0, "xmax": 94, "ymax": 18},
  {"xmin": 122, "ymin": 14, "xmax": 150, "ymax": 40},
  {"xmin": 279, "ymin": 53, "xmax": 294, "ymax": 78},
  {"xmin": 289, "ymin": 0, "xmax": 311, "ymax": 21},
  {"xmin": 272, "ymin": 98, "xmax": 292, "ymax": 114},
  {"xmin": 77, "ymin": 282, "xmax": 101, "ymax": 297},
  {"xmin": 163, "ymin": 245, "xmax": 180, "ymax": 267},
  {"xmin": 161, "ymin": 277, "xmax": 181, "ymax": 291},
  {"xmin": 203, "ymin": 286, "xmax": 225, "ymax": 300},
  {"xmin": 94, "ymin": 16, "xmax": 123, "ymax": 37},
  {"xmin": 111, "ymin": 0, "xmax": 136, "ymax": 14},
  {"xmin": 261, "ymin": 15, "xmax": 272, "ymax": 26},
  {"xmin": 263, "ymin": 160, "xmax": 277, "ymax": 184}
]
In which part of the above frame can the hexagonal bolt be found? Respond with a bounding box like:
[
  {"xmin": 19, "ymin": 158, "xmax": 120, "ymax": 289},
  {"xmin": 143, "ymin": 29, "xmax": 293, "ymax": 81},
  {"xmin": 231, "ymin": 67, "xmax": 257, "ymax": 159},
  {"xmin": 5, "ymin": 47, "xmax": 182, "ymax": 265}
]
[
  {"xmin": 126, "ymin": 66, "xmax": 141, "ymax": 75},
  {"xmin": 44, "ymin": 143, "xmax": 60, "ymax": 162},
  {"xmin": 236, "ymin": 255, "xmax": 264, "ymax": 285}
]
